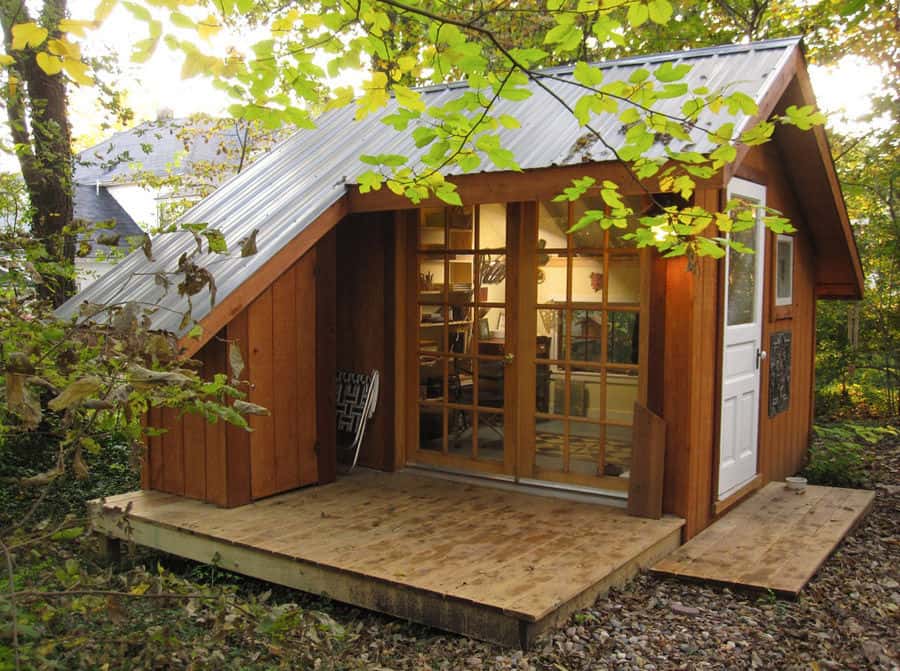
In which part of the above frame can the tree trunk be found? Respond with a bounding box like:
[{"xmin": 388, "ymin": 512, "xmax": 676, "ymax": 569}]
[{"xmin": 0, "ymin": 0, "xmax": 76, "ymax": 306}]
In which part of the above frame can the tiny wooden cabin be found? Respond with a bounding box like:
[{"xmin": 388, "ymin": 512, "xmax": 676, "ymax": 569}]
[{"xmin": 65, "ymin": 37, "xmax": 862, "ymax": 546}]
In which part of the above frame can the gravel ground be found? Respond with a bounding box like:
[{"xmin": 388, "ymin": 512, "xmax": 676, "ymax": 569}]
[{"xmin": 329, "ymin": 434, "xmax": 899, "ymax": 670}]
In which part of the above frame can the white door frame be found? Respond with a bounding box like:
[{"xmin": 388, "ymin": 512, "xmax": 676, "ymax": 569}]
[{"xmin": 717, "ymin": 177, "xmax": 766, "ymax": 499}]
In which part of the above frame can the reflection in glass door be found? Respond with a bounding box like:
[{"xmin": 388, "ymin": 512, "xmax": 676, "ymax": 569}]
[
  {"xmin": 413, "ymin": 204, "xmax": 512, "ymax": 474},
  {"xmin": 531, "ymin": 197, "xmax": 647, "ymax": 491}
]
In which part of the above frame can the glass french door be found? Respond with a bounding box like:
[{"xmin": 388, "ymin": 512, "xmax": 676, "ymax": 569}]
[
  {"xmin": 407, "ymin": 198, "xmax": 648, "ymax": 493},
  {"xmin": 528, "ymin": 197, "xmax": 648, "ymax": 492},
  {"xmin": 412, "ymin": 203, "xmax": 514, "ymax": 475}
]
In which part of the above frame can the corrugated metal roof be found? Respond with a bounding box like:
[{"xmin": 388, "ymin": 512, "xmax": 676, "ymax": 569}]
[{"xmin": 58, "ymin": 37, "xmax": 802, "ymax": 335}]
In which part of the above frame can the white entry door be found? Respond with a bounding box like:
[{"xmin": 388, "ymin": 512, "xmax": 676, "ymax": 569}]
[{"xmin": 718, "ymin": 178, "xmax": 766, "ymax": 499}]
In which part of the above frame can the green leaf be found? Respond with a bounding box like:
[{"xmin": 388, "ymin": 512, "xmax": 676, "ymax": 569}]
[
  {"xmin": 574, "ymin": 61, "xmax": 603, "ymax": 87},
  {"xmin": 203, "ymin": 229, "xmax": 227, "ymax": 254},
  {"xmin": 553, "ymin": 176, "xmax": 596, "ymax": 202},
  {"xmin": 357, "ymin": 170, "xmax": 383, "ymax": 194},
  {"xmin": 647, "ymin": 0, "xmax": 673, "ymax": 24},
  {"xmin": 412, "ymin": 126, "xmax": 437, "ymax": 147},
  {"xmin": 627, "ymin": 3, "xmax": 649, "ymax": 27},
  {"xmin": 629, "ymin": 68, "xmax": 651, "ymax": 84}
]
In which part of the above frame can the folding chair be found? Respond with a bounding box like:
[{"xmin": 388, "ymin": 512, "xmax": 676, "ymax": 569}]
[{"xmin": 335, "ymin": 369, "xmax": 380, "ymax": 471}]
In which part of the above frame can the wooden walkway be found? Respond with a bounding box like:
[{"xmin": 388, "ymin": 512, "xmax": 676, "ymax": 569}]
[
  {"xmin": 90, "ymin": 470, "xmax": 684, "ymax": 647},
  {"xmin": 652, "ymin": 482, "xmax": 875, "ymax": 596}
]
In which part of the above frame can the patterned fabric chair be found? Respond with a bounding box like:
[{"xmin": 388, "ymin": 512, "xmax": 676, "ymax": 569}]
[{"xmin": 335, "ymin": 369, "xmax": 380, "ymax": 471}]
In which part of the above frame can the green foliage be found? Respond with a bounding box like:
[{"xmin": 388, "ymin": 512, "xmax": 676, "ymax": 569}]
[
  {"xmin": 0, "ymin": 429, "xmax": 139, "ymax": 524},
  {"xmin": 803, "ymin": 422, "xmax": 898, "ymax": 487},
  {"xmin": 816, "ymin": 127, "xmax": 899, "ymax": 419}
]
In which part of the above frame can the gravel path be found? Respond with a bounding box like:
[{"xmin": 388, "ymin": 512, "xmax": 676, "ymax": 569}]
[{"xmin": 334, "ymin": 436, "xmax": 899, "ymax": 670}]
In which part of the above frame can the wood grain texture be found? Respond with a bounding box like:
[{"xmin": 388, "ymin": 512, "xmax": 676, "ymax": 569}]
[
  {"xmin": 652, "ymin": 481, "xmax": 875, "ymax": 595},
  {"xmin": 91, "ymin": 470, "xmax": 684, "ymax": 647},
  {"xmin": 628, "ymin": 403, "xmax": 666, "ymax": 519},
  {"xmin": 295, "ymin": 253, "xmax": 319, "ymax": 486},
  {"xmin": 315, "ymin": 232, "xmax": 338, "ymax": 484},
  {"xmin": 335, "ymin": 213, "xmax": 394, "ymax": 470},
  {"xmin": 225, "ymin": 308, "xmax": 253, "ymax": 506},
  {"xmin": 248, "ymin": 287, "xmax": 277, "ymax": 499},
  {"xmin": 160, "ymin": 407, "xmax": 184, "ymax": 495},
  {"xmin": 204, "ymin": 336, "xmax": 229, "ymax": 506},
  {"xmin": 272, "ymin": 267, "xmax": 300, "ymax": 492}
]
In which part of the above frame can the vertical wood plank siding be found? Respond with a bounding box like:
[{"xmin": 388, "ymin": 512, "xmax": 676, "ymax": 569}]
[{"xmin": 145, "ymin": 232, "xmax": 334, "ymax": 506}]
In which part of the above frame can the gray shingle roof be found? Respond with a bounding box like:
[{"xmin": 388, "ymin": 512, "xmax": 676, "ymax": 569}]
[{"xmin": 58, "ymin": 37, "xmax": 803, "ymax": 335}]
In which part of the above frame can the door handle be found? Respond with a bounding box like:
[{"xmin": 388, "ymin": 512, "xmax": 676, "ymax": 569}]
[
  {"xmin": 756, "ymin": 349, "xmax": 768, "ymax": 369},
  {"xmin": 503, "ymin": 352, "xmax": 515, "ymax": 366}
]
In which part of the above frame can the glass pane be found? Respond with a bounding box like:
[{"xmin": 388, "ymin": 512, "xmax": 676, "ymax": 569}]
[
  {"xmin": 418, "ymin": 254, "xmax": 445, "ymax": 297},
  {"xmin": 420, "ymin": 208, "xmax": 446, "ymax": 248},
  {"xmin": 571, "ymin": 254, "xmax": 605, "ymax": 303},
  {"xmin": 536, "ymin": 358, "xmax": 552, "ymax": 414},
  {"xmin": 568, "ymin": 421, "xmax": 602, "ymax": 476},
  {"xmin": 606, "ymin": 370, "xmax": 638, "ymax": 424},
  {"xmin": 478, "ymin": 253, "xmax": 506, "ymax": 303},
  {"xmin": 727, "ymin": 224, "xmax": 758, "ymax": 326},
  {"xmin": 607, "ymin": 254, "xmax": 640, "ymax": 304},
  {"xmin": 569, "ymin": 310, "xmax": 603, "ymax": 364},
  {"xmin": 418, "ymin": 406, "xmax": 443, "ymax": 451},
  {"xmin": 475, "ymin": 411, "xmax": 504, "ymax": 461},
  {"xmin": 419, "ymin": 355, "xmax": 446, "ymax": 401},
  {"xmin": 477, "ymin": 306, "xmax": 506, "ymax": 346},
  {"xmin": 567, "ymin": 372, "xmax": 599, "ymax": 419},
  {"xmin": 571, "ymin": 196, "xmax": 606, "ymax": 249},
  {"xmin": 776, "ymin": 237, "xmax": 793, "ymax": 301},
  {"xmin": 419, "ymin": 320, "xmax": 444, "ymax": 354},
  {"xmin": 448, "ymin": 408, "xmax": 474, "ymax": 457},
  {"xmin": 448, "ymin": 254, "xmax": 474, "ymax": 290},
  {"xmin": 537, "ymin": 252, "xmax": 567, "ymax": 304},
  {"xmin": 538, "ymin": 201, "xmax": 568, "ymax": 248},
  {"xmin": 537, "ymin": 308, "xmax": 565, "ymax": 360},
  {"xmin": 478, "ymin": 203, "xmax": 506, "ymax": 249},
  {"xmin": 449, "ymin": 355, "xmax": 473, "ymax": 404},
  {"xmin": 476, "ymin": 358, "xmax": 505, "ymax": 409},
  {"xmin": 447, "ymin": 293, "xmax": 472, "ymax": 323},
  {"xmin": 605, "ymin": 425, "xmax": 632, "ymax": 476},
  {"xmin": 535, "ymin": 417, "xmax": 566, "ymax": 471},
  {"xmin": 607, "ymin": 311, "xmax": 639, "ymax": 365}
]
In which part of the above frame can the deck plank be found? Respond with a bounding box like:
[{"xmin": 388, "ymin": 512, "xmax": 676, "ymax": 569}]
[
  {"xmin": 91, "ymin": 469, "xmax": 685, "ymax": 645},
  {"xmin": 652, "ymin": 482, "xmax": 875, "ymax": 595}
]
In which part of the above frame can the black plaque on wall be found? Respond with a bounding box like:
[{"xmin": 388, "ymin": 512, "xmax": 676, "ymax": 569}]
[{"xmin": 768, "ymin": 331, "xmax": 792, "ymax": 417}]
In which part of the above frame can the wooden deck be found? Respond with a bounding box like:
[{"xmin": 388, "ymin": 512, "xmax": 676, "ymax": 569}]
[
  {"xmin": 652, "ymin": 481, "xmax": 875, "ymax": 596},
  {"xmin": 90, "ymin": 470, "xmax": 684, "ymax": 647}
]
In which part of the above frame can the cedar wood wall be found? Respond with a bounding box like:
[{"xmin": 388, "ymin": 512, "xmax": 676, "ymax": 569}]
[{"xmin": 144, "ymin": 234, "xmax": 336, "ymax": 506}]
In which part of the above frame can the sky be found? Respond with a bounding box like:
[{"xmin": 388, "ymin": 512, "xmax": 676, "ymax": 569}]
[{"xmin": 0, "ymin": 2, "xmax": 890, "ymax": 171}]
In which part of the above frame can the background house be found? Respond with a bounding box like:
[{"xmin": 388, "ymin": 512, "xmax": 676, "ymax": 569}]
[{"xmin": 73, "ymin": 113, "xmax": 280, "ymax": 287}]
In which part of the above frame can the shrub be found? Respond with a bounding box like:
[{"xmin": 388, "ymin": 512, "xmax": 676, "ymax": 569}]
[{"xmin": 803, "ymin": 422, "xmax": 898, "ymax": 488}]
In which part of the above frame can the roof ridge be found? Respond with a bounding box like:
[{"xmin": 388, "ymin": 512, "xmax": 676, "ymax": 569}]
[{"xmin": 409, "ymin": 36, "xmax": 803, "ymax": 94}]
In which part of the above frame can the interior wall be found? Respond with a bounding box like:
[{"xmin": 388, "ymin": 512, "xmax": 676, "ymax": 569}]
[
  {"xmin": 737, "ymin": 142, "xmax": 817, "ymax": 482},
  {"xmin": 335, "ymin": 212, "xmax": 396, "ymax": 471}
]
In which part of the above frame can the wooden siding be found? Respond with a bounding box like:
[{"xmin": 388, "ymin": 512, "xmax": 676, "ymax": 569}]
[
  {"xmin": 146, "ymin": 239, "xmax": 331, "ymax": 506},
  {"xmin": 145, "ymin": 335, "xmax": 229, "ymax": 505},
  {"xmin": 335, "ymin": 213, "xmax": 396, "ymax": 471},
  {"xmin": 737, "ymin": 142, "xmax": 817, "ymax": 483},
  {"xmin": 659, "ymin": 188, "xmax": 721, "ymax": 540}
]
